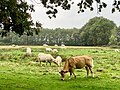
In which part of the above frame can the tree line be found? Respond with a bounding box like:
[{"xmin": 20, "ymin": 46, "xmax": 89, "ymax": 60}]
[{"xmin": 0, "ymin": 17, "xmax": 120, "ymax": 46}]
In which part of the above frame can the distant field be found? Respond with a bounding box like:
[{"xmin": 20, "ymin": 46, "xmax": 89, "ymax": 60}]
[
  {"xmin": 0, "ymin": 46, "xmax": 120, "ymax": 90},
  {"xmin": 0, "ymin": 45, "xmax": 110, "ymax": 49}
]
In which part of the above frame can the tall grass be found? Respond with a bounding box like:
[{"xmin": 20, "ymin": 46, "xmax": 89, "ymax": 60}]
[{"xmin": 0, "ymin": 46, "xmax": 120, "ymax": 90}]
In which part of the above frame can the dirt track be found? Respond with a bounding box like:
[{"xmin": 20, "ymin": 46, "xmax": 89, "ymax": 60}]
[{"xmin": 0, "ymin": 45, "xmax": 109, "ymax": 49}]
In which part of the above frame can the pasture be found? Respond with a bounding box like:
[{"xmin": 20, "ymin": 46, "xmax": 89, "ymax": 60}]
[{"xmin": 0, "ymin": 46, "xmax": 120, "ymax": 90}]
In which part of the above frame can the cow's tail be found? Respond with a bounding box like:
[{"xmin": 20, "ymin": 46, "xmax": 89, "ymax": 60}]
[{"xmin": 91, "ymin": 59, "xmax": 94, "ymax": 68}]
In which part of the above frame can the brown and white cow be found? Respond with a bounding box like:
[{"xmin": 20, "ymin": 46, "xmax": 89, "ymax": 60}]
[{"xmin": 59, "ymin": 55, "xmax": 94, "ymax": 80}]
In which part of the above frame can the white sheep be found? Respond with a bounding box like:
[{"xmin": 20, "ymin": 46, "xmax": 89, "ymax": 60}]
[
  {"xmin": 52, "ymin": 49, "xmax": 58, "ymax": 53},
  {"xmin": 54, "ymin": 44, "xmax": 58, "ymax": 46},
  {"xmin": 38, "ymin": 53, "xmax": 54, "ymax": 66},
  {"xmin": 46, "ymin": 48, "xmax": 52, "ymax": 52},
  {"xmin": 60, "ymin": 44, "xmax": 66, "ymax": 49},
  {"xmin": 114, "ymin": 49, "xmax": 119, "ymax": 52},
  {"xmin": 61, "ymin": 44, "xmax": 65, "ymax": 47},
  {"xmin": 43, "ymin": 44, "xmax": 48, "ymax": 46},
  {"xmin": 26, "ymin": 47, "xmax": 32, "ymax": 56},
  {"xmin": 12, "ymin": 44, "xmax": 16, "ymax": 47},
  {"xmin": 53, "ymin": 56, "xmax": 62, "ymax": 67}
]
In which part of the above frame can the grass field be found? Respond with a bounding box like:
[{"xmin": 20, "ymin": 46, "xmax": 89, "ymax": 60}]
[{"xmin": 0, "ymin": 46, "xmax": 120, "ymax": 90}]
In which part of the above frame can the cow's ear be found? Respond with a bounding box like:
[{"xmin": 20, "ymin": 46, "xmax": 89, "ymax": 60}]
[
  {"xmin": 59, "ymin": 70, "xmax": 63, "ymax": 74},
  {"xmin": 64, "ymin": 71, "xmax": 68, "ymax": 73}
]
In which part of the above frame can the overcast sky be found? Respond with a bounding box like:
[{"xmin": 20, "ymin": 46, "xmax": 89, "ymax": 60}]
[{"xmin": 28, "ymin": 0, "xmax": 120, "ymax": 29}]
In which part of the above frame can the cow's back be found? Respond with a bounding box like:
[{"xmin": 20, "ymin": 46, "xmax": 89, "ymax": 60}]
[{"xmin": 68, "ymin": 56, "xmax": 93, "ymax": 68}]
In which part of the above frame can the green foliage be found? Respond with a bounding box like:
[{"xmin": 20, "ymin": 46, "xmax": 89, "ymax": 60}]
[
  {"xmin": 0, "ymin": 28, "xmax": 80, "ymax": 45},
  {"xmin": 116, "ymin": 26, "xmax": 120, "ymax": 44},
  {"xmin": 0, "ymin": 17, "xmax": 118, "ymax": 46},
  {"xmin": 0, "ymin": 0, "xmax": 34, "ymax": 37},
  {"xmin": 79, "ymin": 17, "xmax": 117, "ymax": 46},
  {"xmin": 1, "ymin": 0, "xmax": 120, "ymax": 36},
  {"xmin": 39, "ymin": 0, "xmax": 120, "ymax": 18}
]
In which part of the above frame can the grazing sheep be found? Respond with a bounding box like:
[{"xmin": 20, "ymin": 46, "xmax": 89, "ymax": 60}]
[
  {"xmin": 22, "ymin": 47, "xmax": 32, "ymax": 59},
  {"xmin": 53, "ymin": 56, "xmax": 62, "ymax": 66},
  {"xmin": 61, "ymin": 44, "xmax": 65, "ymax": 47},
  {"xmin": 46, "ymin": 48, "xmax": 52, "ymax": 52},
  {"xmin": 43, "ymin": 44, "xmax": 48, "ymax": 46},
  {"xmin": 12, "ymin": 44, "xmax": 16, "ymax": 47},
  {"xmin": 59, "ymin": 55, "xmax": 94, "ymax": 80},
  {"xmin": 26, "ymin": 47, "xmax": 32, "ymax": 56},
  {"xmin": 38, "ymin": 53, "xmax": 54, "ymax": 66},
  {"xmin": 114, "ymin": 49, "xmax": 119, "ymax": 52},
  {"xmin": 54, "ymin": 44, "xmax": 58, "ymax": 46},
  {"xmin": 60, "ymin": 44, "xmax": 66, "ymax": 49},
  {"xmin": 52, "ymin": 49, "xmax": 58, "ymax": 53}
]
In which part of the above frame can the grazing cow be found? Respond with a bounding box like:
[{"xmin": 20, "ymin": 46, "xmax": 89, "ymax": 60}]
[{"xmin": 59, "ymin": 55, "xmax": 94, "ymax": 80}]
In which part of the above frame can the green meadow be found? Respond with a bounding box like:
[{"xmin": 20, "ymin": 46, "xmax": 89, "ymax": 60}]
[{"xmin": 0, "ymin": 46, "xmax": 120, "ymax": 90}]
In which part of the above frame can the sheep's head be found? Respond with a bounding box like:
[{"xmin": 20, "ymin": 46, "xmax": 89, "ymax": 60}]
[{"xmin": 52, "ymin": 59, "xmax": 58, "ymax": 65}]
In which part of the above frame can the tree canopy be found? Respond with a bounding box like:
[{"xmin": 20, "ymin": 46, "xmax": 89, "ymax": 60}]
[
  {"xmin": 0, "ymin": 17, "xmax": 118, "ymax": 46},
  {"xmin": 39, "ymin": 0, "xmax": 120, "ymax": 18},
  {"xmin": 0, "ymin": 0, "xmax": 34, "ymax": 37},
  {"xmin": 0, "ymin": 0, "xmax": 120, "ymax": 36},
  {"xmin": 79, "ymin": 17, "xmax": 117, "ymax": 45}
]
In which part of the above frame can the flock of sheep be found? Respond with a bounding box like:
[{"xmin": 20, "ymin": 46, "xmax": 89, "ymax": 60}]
[
  {"xmin": 26, "ymin": 44, "xmax": 64, "ymax": 67},
  {"xmin": 25, "ymin": 45, "xmax": 120, "ymax": 68}
]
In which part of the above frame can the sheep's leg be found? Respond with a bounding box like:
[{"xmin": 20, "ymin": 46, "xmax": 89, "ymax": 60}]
[
  {"xmin": 47, "ymin": 61, "xmax": 51, "ymax": 66},
  {"xmin": 39, "ymin": 61, "xmax": 42, "ymax": 66},
  {"xmin": 85, "ymin": 66, "xmax": 89, "ymax": 77},
  {"xmin": 60, "ymin": 63, "xmax": 62, "ymax": 67},
  {"xmin": 46, "ymin": 61, "xmax": 48, "ymax": 66},
  {"xmin": 49, "ymin": 62, "xmax": 51, "ymax": 66},
  {"xmin": 89, "ymin": 67, "xmax": 94, "ymax": 77}
]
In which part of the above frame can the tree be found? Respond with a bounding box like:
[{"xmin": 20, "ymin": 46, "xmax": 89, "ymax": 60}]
[
  {"xmin": 1, "ymin": 0, "xmax": 120, "ymax": 37},
  {"xmin": 37, "ymin": 0, "xmax": 120, "ymax": 18},
  {"xmin": 116, "ymin": 26, "xmax": 120, "ymax": 44},
  {"xmin": 0, "ymin": 0, "xmax": 35, "ymax": 37},
  {"xmin": 79, "ymin": 17, "xmax": 117, "ymax": 46}
]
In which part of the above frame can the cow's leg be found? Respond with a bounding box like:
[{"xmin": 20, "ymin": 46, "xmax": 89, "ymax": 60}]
[
  {"xmin": 69, "ymin": 71, "xmax": 72, "ymax": 79},
  {"xmin": 85, "ymin": 66, "xmax": 89, "ymax": 77},
  {"xmin": 89, "ymin": 67, "xmax": 94, "ymax": 77},
  {"xmin": 69, "ymin": 68, "xmax": 76, "ymax": 79},
  {"xmin": 73, "ymin": 72, "xmax": 76, "ymax": 78}
]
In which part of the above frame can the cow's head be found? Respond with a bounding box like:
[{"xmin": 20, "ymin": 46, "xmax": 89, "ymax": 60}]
[{"xmin": 59, "ymin": 70, "xmax": 68, "ymax": 80}]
